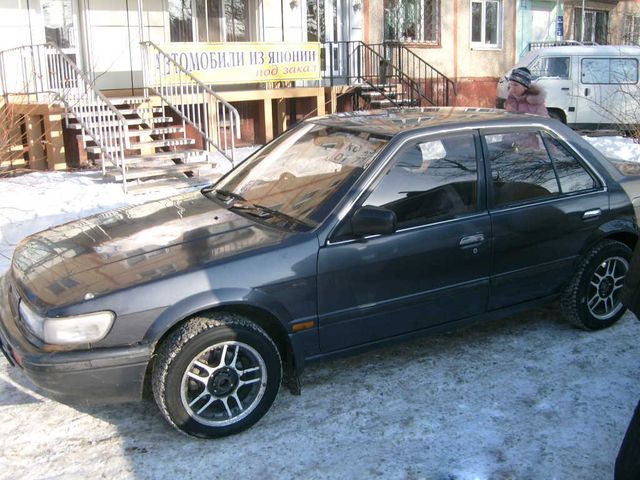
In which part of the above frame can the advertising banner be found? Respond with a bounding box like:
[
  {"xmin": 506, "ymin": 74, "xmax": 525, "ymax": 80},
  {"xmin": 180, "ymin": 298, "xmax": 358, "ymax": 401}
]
[{"xmin": 156, "ymin": 42, "xmax": 322, "ymax": 84}]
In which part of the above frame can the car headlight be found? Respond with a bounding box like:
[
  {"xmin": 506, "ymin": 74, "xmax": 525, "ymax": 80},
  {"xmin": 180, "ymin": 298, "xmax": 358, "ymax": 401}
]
[{"xmin": 19, "ymin": 300, "xmax": 115, "ymax": 345}]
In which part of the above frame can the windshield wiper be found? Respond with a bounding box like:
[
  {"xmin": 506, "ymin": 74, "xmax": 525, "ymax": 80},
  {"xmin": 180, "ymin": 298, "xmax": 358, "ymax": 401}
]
[
  {"xmin": 203, "ymin": 187, "xmax": 248, "ymax": 204},
  {"xmin": 252, "ymin": 203, "xmax": 312, "ymax": 229},
  {"xmin": 229, "ymin": 203, "xmax": 311, "ymax": 229}
]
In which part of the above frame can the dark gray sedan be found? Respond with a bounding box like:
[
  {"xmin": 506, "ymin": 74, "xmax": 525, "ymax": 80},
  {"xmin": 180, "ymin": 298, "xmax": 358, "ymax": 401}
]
[{"xmin": 1, "ymin": 108, "xmax": 639, "ymax": 438}]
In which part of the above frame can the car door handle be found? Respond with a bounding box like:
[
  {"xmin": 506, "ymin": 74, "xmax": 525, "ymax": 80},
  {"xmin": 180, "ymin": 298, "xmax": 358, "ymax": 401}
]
[
  {"xmin": 561, "ymin": 87, "xmax": 570, "ymax": 91},
  {"xmin": 582, "ymin": 209, "xmax": 602, "ymax": 220},
  {"xmin": 584, "ymin": 87, "xmax": 590, "ymax": 96},
  {"xmin": 459, "ymin": 233, "xmax": 485, "ymax": 247}
]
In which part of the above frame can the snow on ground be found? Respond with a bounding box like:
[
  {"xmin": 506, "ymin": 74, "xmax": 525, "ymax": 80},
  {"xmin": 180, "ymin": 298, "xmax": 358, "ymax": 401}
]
[{"xmin": 0, "ymin": 138, "xmax": 639, "ymax": 479}]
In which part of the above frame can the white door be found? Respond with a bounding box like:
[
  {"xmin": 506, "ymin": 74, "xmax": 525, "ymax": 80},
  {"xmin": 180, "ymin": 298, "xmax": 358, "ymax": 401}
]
[
  {"xmin": 530, "ymin": 3, "xmax": 554, "ymax": 42},
  {"xmin": 42, "ymin": 0, "xmax": 80, "ymax": 65},
  {"xmin": 323, "ymin": 0, "xmax": 347, "ymax": 81},
  {"xmin": 529, "ymin": 54, "xmax": 577, "ymax": 123},
  {"xmin": 576, "ymin": 56, "xmax": 640, "ymax": 126}
]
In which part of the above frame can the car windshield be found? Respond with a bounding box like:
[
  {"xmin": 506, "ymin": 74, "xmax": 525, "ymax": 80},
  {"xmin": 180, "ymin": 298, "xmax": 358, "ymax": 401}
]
[{"xmin": 207, "ymin": 123, "xmax": 389, "ymax": 230}]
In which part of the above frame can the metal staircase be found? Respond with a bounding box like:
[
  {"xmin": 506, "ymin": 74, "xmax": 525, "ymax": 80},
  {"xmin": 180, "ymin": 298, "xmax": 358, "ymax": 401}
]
[
  {"xmin": 0, "ymin": 43, "xmax": 240, "ymax": 193},
  {"xmin": 323, "ymin": 41, "xmax": 455, "ymax": 110},
  {"xmin": 69, "ymin": 95, "xmax": 216, "ymax": 185}
]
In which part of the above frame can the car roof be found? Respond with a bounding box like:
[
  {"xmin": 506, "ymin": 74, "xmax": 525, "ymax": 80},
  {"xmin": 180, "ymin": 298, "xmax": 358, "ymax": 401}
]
[
  {"xmin": 309, "ymin": 107, "xmax": 554, "ymax": 137},
  {"xmin": 522, "ymin": 45, "xmax": 640, "ymax": 60}
]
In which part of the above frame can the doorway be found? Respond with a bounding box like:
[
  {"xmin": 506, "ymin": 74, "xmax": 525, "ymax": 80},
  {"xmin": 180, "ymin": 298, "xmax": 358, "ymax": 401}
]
[
  {"xmin": 306, "ymin": 0, "xmax": 349, "ymax": 81},
  {"xmin": 42, "ymin": 0, "xmax": 80, "ymax": 65}
]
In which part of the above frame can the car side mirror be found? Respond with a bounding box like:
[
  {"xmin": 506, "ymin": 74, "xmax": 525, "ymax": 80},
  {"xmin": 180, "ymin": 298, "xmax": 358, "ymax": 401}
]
[{"xmin": 350, "ymin": 206, "xmax": 397, "ymax": 237}]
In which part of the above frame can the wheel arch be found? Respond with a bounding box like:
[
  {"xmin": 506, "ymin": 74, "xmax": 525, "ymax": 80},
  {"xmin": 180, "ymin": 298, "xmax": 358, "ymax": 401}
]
[
  {"xmin": 580, "ymin": 220, "xmax": 638, "ymax": 257},
  {"xmin": 142, "ymin": 289, "xmax": 301, "ymax": 395}
]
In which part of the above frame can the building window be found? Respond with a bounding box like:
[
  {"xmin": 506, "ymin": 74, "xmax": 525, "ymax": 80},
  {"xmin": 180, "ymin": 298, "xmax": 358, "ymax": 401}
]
[
  {"xmin": 624, "ymin": 15, "xmax": 640, "ymax": 45},
  {"xmin": 384, "ymin": 0, "xmax": 440, "ymax": 44},
  {"xmin": 470, "ymin": 0, "xmax": 502, "ymax": 48},
  {"xmin": 225, "ymin": 0, "xmax": 249, "ymax": 42},
  {"xmin": 169, "ymin": 0, "xmax": 255, "ymax": 42},
  {"xmin": 169, "ymin": 0, "xmax": 194, "ymax": 42},
  {"xmin": 581, "ymin": 58, "xmax": 639, "ymax": 85},
  {"xmin": 573, "ymin": 8, "xmax": 609, "ymax": 45}
]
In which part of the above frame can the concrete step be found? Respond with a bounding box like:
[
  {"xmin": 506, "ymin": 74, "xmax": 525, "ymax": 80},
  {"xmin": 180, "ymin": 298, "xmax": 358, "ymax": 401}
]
[{"xmin": 85, "ymin": 137, "xmax": 195, "ymax": 154}]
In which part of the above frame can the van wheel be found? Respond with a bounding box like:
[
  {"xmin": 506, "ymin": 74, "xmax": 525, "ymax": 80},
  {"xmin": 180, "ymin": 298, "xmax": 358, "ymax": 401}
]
[
  {"xmin": 561, "ymin": 240, "xmax": 631, "ymax": 330},
  {"xmin": 152, "ymin": 313, "xmax": 282, "ymax": 438},
  {"xmin": 548, "ymin": 109, "xmax": 566, "ymax": 124}
]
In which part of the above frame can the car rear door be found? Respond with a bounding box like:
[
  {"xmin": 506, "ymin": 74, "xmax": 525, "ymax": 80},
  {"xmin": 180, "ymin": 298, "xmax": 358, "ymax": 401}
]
[
  {"xmin": 576, "ymin": 56, "xmax": 640, "ymax": 126},
  {"xmin": 482, "ymin": 127, "xmax": 609, "ymax": 310},
  {"xmin": 316, "ymin": 132, "xmax": 492, "ymax": 353}
]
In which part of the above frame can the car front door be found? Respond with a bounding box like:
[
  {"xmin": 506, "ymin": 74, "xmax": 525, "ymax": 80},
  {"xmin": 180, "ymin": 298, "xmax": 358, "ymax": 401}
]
[
  {"xmin": 482, "ymin": 128, "xmax": 608, "ymax": 310},
  {"xmin": 316, "ymin": 132, "xmax": 492, "ymax": 353},
  {"xmin": 529, "ymin": 55, "xmax": 576, "ymax": 123}
]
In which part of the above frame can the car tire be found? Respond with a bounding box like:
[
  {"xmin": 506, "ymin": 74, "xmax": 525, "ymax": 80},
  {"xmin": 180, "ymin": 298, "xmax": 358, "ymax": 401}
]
[
  {"xmin": 152, "ymin": 312, "xmax": 282, "ymax": 438},
  {"xmin": 561, "ymin": 239, "xmax": 631, "ymax": 330}
]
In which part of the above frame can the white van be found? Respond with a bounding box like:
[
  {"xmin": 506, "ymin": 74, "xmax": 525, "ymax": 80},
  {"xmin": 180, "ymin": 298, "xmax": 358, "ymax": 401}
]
[{"xmin": 496, "ymin": 45, "xmax": 640, "ymax": 128}]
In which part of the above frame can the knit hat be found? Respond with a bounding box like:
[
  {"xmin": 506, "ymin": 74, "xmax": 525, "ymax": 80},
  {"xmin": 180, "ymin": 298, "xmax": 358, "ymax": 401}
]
[{"xmin": 509, "ymin": 67, "xmax": 532, "ymax": 88}]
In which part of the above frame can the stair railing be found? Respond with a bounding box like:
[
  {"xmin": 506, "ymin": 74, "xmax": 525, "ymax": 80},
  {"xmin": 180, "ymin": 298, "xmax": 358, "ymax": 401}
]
[
  {"xmin": 323, "ymin": 41, "xmax": 408, "ymax": 108},
  {"xmin": 322, "ymin": 41, "xmax": 455, "ymax": 109},
  {"xmin": 375, "ymin": 42, "xmax": 455, "ymax": 107},
  {"xmin": 140, "ymin": 41, "xmax": 240, "ymax": 168},
  {"xmin": 0, "ymin": 43, "xmax": 129, "ymax": 184}
]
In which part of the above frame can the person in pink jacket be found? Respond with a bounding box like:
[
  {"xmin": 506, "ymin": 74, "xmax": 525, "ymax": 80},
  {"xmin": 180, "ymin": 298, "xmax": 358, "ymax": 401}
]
[{"xmin": 505, "ymin": 67, "xmax": 550, "ymax": 117}]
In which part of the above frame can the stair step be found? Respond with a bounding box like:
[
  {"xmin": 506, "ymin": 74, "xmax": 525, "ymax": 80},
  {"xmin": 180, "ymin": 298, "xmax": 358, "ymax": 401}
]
[
  {"xmin": 96, "ymin": 150, "xmax": 204, "ymax": 166},
  {"xmin": 370, "ymin": 98, "xmax": 419, "ymax": 108},
  {"xmin": 67, "ymin": 116, "xmax": 174, "ymax": 129},
  {"xmin": 70, "ymin": 107, "xmax": 163, "ymax": 118},
  {"xmin": 105, "ymin": 161, "xmax": 215, "ymax": 182},
  {"xmin": 361, "ymin": 91, "xmax": 404, "ymax": 99},
  {"xmin": 370, "ymin": 99, "xmax": 395, "ymax": 106},
  {"xmin": 128, "ymin": 126, "xmax": 185, "ymax": 136},
  {"xmin": 117, "ymin": 107, "xmax": 164, "ymax": 115},
  {"xmin": 359, "ymin": 83, "xmax": 399, "ymax": 92},
  {"xmin": 105, "ymin": 96, "xmax": 150, "ymax": 105},
  {"xmin": 85, "ymin": 137, "xmax": 195, "ymax": 154},
  {"xmin": 126, "ymin": 175, "xmax": 221, "ymax": 194},
  {"xmin": 68, "ymin": 116, "xmax": 171, "ymax": 128},
  {"xmin": 77, "ymin": 126, "xmax": 185, "ymax": 140}
]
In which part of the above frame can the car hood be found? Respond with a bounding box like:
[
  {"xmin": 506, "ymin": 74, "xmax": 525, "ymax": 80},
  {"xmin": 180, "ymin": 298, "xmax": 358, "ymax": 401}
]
[{"xmin": 11, "ymin": 191, "xmax": 293, "ymax": 309}]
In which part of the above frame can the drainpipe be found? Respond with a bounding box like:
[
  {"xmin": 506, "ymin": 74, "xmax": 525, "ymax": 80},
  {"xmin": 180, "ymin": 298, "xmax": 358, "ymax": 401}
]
[
  {"xmin": 137, "ymin": 0, "xmax": 147, "ymax": 97},
  {"xmin": 125, "ymin": 0, "xmax": 135, "ymax": 94},
  {"xmin": 581, "ymin": 0, "xmax": 586, "ymax": 42}
]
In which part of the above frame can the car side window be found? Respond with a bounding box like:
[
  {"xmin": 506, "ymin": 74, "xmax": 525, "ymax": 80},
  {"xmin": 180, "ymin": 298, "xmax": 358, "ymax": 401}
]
[
  {"xmin": 530, "ymin": 56, "xmax": 570, "ymax": 79},
  {"xmin": 581, "ymin": 58, "xmax": 639, "ymax": 84},
  {"xmin": 541, "ymin": 133, "xmax": 597, "ymax": 193},
  {"xmin": 362, "ymin": 134, "xmax": 478, "ymax": 229},
  {"xmin": 485, "ymin": 131, "xmax": 559, "ymax": 207}
]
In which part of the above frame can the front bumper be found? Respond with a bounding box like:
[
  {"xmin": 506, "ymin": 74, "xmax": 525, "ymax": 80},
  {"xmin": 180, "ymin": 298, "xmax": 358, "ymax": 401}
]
[{"xmin": 0, "ymin": 274, "xmax": 152, "ymax": 404}]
